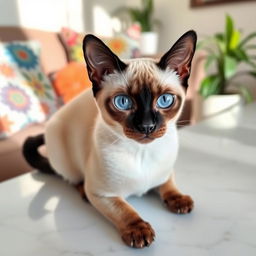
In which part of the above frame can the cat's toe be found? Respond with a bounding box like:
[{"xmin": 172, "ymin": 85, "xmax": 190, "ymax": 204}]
[
  {"xmin": 164, "ymin": 193, "xmax": 194, "ymax": 214},
  {"xmin": 121, "ymin": 220, "xmax": 155, "ymax": 248}
]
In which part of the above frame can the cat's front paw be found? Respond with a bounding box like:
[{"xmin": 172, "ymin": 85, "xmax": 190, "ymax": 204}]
[
  {"xmin": 121, "ymin": 219, "xmax": 155, "ymax": 248},
  {"xmin": 164, "ymin": 193, "xmax": 194, "ymax": 214}
]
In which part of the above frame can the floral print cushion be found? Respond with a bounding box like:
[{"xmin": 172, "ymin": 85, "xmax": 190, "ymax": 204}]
[
  {"xmin": 60, "ymin": 27, "xmax": 140, "ymax": 62},
  {"xmin": 103, "ymin": 35, "xmax": 140, "ymax": 59},
  {"xmin": 0, "ymin": 41, "xmax": 58, "ymax": 139}
]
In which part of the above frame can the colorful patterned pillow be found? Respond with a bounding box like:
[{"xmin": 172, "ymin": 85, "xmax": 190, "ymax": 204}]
[
  {"xmin": 59, "ymin": 27, "xmax": 140, "ymax": 62},
  {"xmin": 103, "ymin": 35, "xmax": 140, "ymax": 59},
  {"xmin": 0, "ymin": 41, "xmax": 58, "ymax": 139},
  {"xmin": 52, "ymin": 62, "xmax": 92, "ymax": 103}
]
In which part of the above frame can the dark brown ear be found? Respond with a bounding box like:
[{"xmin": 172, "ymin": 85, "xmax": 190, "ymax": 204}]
[
  {"xmin": 158, "ymin": 30, "xmax": 197, "ymax": 89},
  {"xmin": 82, "ymin": 34, "xmax": 127, "ymax": 96}
]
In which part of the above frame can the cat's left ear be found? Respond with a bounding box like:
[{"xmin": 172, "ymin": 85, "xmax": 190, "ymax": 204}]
[
  {"xmin": 82, "ymin": 34, "xmax": 127, "ymax": 95},
  {"xmin": 158, "ymin": 30, "xmax": 197, "ymax": 89}
]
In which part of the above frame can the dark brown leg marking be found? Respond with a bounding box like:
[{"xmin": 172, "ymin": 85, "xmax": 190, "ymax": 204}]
[
  {"xmin": 121, "ymin": 218, "xmax": 155, "ymax": 248},
  {"xmin": 75, "ymin": 181, "xmax": 88, "ymax": 202},
  {"xmin": 163, "ymin": 192, "xmax": 194, "ymax": 214}
]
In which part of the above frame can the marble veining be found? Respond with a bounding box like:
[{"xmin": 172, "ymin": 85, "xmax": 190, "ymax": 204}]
[{"xmin": 1, "ymin": 103, "xmax": 256, "ymax": 256}]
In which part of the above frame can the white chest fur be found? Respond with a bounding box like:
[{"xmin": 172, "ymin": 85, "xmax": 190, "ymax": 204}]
[{"xmin": 88, "ymin": 121, "xmax": 179, "ymax": 198}]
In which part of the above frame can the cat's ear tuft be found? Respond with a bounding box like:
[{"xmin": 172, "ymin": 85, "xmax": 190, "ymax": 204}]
[
  {"xmin": 82, "ymin": 34, "xmax": 127, "ymax": 92},
  {"xmin": 158, "ymin": 30, "xmax": 197, "ymax": 89}
]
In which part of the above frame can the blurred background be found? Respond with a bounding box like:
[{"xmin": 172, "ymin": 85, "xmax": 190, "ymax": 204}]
[
  {"xmin": 0, "ymin": 0, "xmax": 255, "ymax": 52},
  {"xmin": 0, "ymin": 0, "xmax": 256, "ymax": 181}
]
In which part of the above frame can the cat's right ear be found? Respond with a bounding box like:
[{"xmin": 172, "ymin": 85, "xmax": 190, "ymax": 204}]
[
  {"xmin": 157, "ymin": 30, "xmax": 197, "ymax": 89},
  {"xmin": 82, "ymin": 34, "xmax": 127, "ymax": 95}
]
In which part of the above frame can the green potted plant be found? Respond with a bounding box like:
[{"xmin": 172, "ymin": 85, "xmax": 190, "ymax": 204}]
[
  {"xmin": 194, "ymin": 15, "xmax": 256, "ymax": 127},
  {"xmin": 113, "ymin": 0, "xmax": 160, "ymax": 55}
]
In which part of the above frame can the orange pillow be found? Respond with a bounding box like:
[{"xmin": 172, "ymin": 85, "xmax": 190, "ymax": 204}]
[{"xmin": 53, "ymin": 62, "xmax": 91, "ymax": 103}]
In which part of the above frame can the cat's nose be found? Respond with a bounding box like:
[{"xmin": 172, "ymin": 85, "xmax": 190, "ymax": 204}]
[{"xmin": 137, "ymin": 123, "xmax": 156, "ymax": 135}]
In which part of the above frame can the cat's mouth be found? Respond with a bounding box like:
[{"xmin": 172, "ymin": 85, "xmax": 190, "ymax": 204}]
[
  {"xmin": 138, "ymin": 135, "xmax": 155, "ymax": 144},
  {"xmin": 124, "ymin": 127, "xmax": 166, "ymax": 144}
]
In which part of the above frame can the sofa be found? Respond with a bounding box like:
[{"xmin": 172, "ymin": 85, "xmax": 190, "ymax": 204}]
[
  {"xmin": 0, "ymin": 26, "xmax": 204, "ymax": 182},
  {"xmin": 0, "ymin": 26, "xmax": 68, "ymax": 181}
]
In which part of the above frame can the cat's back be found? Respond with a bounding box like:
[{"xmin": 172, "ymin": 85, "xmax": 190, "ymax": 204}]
[
  {"xmin": 46, "ymin": 87, "xmax": 98, "ymax": 147},
  {"xmin": 45, "ymin": 88, "xmax": 98, "ymax": 183},
  {"xmin": 48, "ymin": 88, "xmax": 97, "ymax": 126}
]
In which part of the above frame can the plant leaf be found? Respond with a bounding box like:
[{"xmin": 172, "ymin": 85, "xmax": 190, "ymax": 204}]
[
  {"xmin": 239, "ymin": 87, "xmax": 254, "ymax": 103},
  {"xmin": 197, "ymin": 41, "xmax": 216, "ymax": 55},
  {"xmin": 214, "ymin": 33, "xmax": 225, "ymax": 53},
  {"xmin": 142, "ymin": 0, "xmax": 153, "ymax": 31},
  {"xmin": 205, "ymin": 54, "xmax": 217, "ymax": 70},
  {"xmin": 215, "ymin": 33, "xmax": 225, "ymax": 42},
  {"xmin": 231, "ymin": 48, "xmax": 249, "ymax": 62},
  {"xmin": 129, "ymin": 8, "xmax": 143, "ymax": 23},
  {"xmin": 199, "ymin": 75, "xmax": 221, "ymax": 98},
  {"xmin": 143, "ymin": 0, "xmax": 153, "ymax": 15},
  {"xmin": 239, "ymin": 32, "xmax": 256, "ymax": 48},
  {"xmin": 249, "ymin": 71, "xmax": 256, "ymax": 77},
  {"xmin": 225, "ymin": 15, "xmax": 234, "ymax": 52},
  {"xmin": 196, "ymin": 41, "xmax": 204, "ymax": 50},
  {"xmin": 230, "ymin": 30, "xmax": 240, "ymax": 50},
  {"xmin": 197, "ymin": 36, "xmax": 214, "ymax": 49},
  {"xmin": 224, "ymin": 56, "xmax": 237, "ymax": 79},
  {"xmin": 246, "ymin": 59, "xmax": 256, "ymax": 69}
]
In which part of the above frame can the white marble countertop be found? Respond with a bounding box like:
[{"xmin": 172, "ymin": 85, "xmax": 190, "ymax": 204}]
[{"xmin": 1, "ymin": 103, "xmax": 256, "ymax": 256}]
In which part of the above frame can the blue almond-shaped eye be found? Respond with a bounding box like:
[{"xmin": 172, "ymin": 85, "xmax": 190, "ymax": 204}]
[
  {"xmin": 114, "ymin": 95, "xmax": 133, "ymax": 110},
  {"xmin": 157, "ymin": 93, "xmax": 175, "ymax": 109}
]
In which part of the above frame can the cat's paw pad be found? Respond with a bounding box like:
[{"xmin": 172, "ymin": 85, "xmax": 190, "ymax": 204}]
[
  {"xmin": 121, "ymin": 220, "xmax": 155, "ymax": 248},
  {"xmin": 164, "ymin": 193, "xmax": 194, "ymax": 214}
]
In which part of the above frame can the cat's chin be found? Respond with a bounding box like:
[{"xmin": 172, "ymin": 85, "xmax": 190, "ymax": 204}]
[
  {"xmin": 123, "ymin": 127, "xmax": 166, "ymax": 144},
  {"xmin": 125, "ymin": 134, "xmax": 164, "ymax": 144},
  {"xmin": 137, "ymin": 136, "xmax": 155, "ymax": 144}
]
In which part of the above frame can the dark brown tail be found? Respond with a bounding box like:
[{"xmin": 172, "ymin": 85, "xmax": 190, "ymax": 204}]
[{"xmin": 22, "ymin": 134, "xmax": 56, "ymax": 175}]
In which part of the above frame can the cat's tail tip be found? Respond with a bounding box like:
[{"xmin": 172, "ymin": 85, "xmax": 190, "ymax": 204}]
[{"xmin": 22, "ymin": 133, "xmax": 56, "ymax": 175}]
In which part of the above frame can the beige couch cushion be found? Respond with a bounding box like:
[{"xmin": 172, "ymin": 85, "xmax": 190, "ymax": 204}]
[
  {"xmin": 0, "ymin": 26, "xmax": 67, "ymax": 75},
  {"xmin": 0, "ymin": 26, "xmax": 67, "ymax": 181}
]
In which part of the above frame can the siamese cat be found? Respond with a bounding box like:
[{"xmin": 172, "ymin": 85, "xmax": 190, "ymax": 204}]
[{"xmin": 23, "ymin": 30, "xmax": 197, "ymax": 248}]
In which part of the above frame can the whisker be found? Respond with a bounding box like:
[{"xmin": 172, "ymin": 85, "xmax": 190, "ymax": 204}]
[
  {"xmin": 176, "ymin": 125, "xmax": 188, "ymax": 129},
  {"xmin": 176, "ymin": 119, "xmax": 191, "ymax": 124},
  {"xmin": 176, "ymin": 124, "xmax": 188, "ymax": 126},
  {"xmin": 108, "ymin": 137, "xmax": 121, "ymax": 146}
]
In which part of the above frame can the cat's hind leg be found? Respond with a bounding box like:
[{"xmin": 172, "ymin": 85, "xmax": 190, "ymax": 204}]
[
  {"xmin": 45, "ymin": 120, "xmax": 84, "ymax": 184},
  {"xmin": 158, "ymin": 172, "xmax": 194, "ymax": 214},
  {"xmin": 74, "ymin": 181, "xmax": 88, "ymax": 201}
]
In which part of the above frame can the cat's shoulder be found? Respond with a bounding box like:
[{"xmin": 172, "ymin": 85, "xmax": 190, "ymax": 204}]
[{"xmin": 46, "ymin": 88, "xmax": 98, "ymax": 129}]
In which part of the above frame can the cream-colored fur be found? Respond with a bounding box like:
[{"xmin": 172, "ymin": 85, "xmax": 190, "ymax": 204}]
[
  {"xmin": 34, "ymin": 29, "xmax": 197, "ymax": 248},
  {"xmin": 45, "ymin": 66, "xmax": 181, "ymax": 194},
  {"xmin": 44, "ymin": 59, "xmax": 186, "ymax": 247}
]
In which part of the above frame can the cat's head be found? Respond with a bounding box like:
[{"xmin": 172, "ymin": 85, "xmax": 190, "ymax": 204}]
[{"xmin": 83, "ymin": 31, "xmax": 197, "ymax": 144}]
